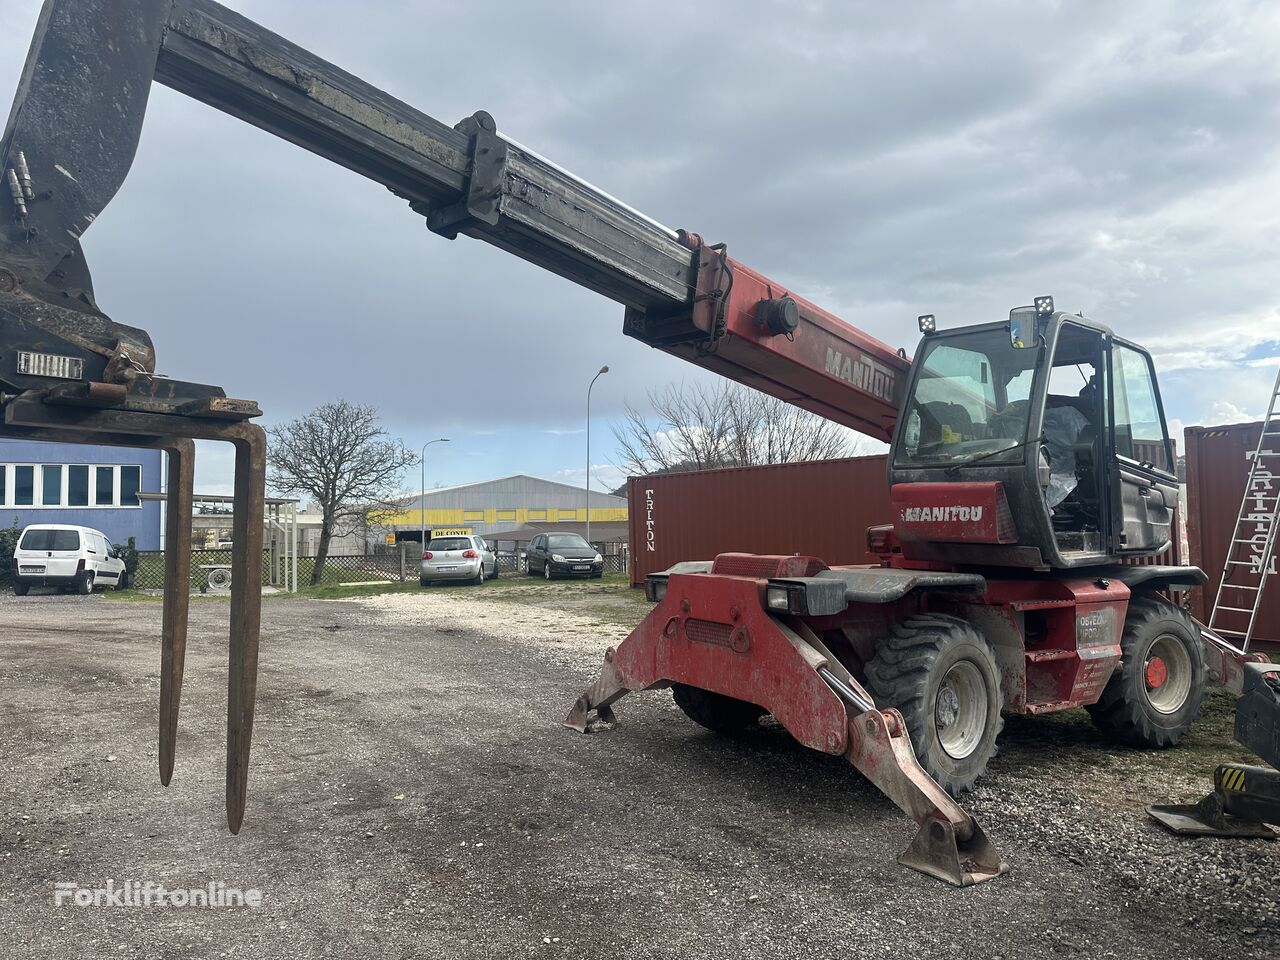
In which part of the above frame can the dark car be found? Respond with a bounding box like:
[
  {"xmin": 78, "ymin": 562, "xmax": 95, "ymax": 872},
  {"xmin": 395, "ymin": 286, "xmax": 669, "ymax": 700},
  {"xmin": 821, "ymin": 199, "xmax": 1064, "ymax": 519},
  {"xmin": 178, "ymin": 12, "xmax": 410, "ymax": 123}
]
[{"xmin": 525, "ymin": 533, "xmax": 603, "ymax": 580}]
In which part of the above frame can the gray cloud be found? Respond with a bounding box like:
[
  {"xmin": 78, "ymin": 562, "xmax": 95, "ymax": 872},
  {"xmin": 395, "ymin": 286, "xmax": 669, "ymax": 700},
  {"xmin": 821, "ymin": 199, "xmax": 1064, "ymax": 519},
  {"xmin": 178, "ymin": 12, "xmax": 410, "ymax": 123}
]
[{"xmin": 2, "ymin": 0, "xmax": 1277, "ymax": 449}]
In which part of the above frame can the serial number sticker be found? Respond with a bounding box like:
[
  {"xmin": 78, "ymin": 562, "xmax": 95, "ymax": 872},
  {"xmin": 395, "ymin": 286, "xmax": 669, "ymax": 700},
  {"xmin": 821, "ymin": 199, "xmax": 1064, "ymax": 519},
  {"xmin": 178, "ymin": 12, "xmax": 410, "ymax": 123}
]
[{"xmin": 17, "ymin": 351, "xmax": 84, "ymax": 380}]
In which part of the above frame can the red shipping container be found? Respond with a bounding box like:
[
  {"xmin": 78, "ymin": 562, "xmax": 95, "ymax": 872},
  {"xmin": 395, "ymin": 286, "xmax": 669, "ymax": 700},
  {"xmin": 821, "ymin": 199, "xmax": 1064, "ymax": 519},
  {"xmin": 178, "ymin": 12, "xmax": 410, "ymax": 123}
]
[
  {"xmin": 627, "ymin": 455, "xmax": 894, "ymax": 586},
  {"xmin": 1185, "ymin": 421, "xmax": 1280, "ymax": 649}
]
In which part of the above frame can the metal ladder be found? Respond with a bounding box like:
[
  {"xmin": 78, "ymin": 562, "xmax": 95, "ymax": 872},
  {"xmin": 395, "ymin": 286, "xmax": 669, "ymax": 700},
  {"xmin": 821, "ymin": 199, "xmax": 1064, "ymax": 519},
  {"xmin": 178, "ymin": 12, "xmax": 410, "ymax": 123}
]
[{"xmin": 1208, "ymin": 368, "xmax": 1280, "ymax": 651}]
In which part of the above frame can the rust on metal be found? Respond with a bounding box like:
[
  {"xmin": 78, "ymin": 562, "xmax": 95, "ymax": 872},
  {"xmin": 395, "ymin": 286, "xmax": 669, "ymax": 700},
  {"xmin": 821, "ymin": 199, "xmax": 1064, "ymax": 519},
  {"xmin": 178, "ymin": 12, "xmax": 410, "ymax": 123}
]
[{"xmin": 2, "ymin": 394, "xmax": 266, "ymax": 833}]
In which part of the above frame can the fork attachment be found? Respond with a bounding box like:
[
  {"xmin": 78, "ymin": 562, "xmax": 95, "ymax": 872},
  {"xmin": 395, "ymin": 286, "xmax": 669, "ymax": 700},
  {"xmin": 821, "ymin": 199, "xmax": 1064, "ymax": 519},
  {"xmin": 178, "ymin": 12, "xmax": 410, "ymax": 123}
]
[{"xmin": 565, "ymin": 572, "xmax": 1007, "ymax": 886}]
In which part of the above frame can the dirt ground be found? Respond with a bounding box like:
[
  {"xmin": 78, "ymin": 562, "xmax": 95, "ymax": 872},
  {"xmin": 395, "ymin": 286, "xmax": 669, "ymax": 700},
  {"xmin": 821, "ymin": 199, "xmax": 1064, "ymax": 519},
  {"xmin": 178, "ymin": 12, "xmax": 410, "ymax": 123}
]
[{"xmin": 1, "ymin": 577, "xmax": 1276, "ymax": 959}]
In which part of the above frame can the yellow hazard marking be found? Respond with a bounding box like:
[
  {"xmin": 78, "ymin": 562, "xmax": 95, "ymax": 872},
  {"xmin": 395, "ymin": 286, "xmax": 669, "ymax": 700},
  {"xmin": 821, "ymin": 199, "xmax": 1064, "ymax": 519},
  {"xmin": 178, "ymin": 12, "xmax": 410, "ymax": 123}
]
[{"xmin": 1219, "ymin": 767, "xmax": 1247, "ymax": 792}]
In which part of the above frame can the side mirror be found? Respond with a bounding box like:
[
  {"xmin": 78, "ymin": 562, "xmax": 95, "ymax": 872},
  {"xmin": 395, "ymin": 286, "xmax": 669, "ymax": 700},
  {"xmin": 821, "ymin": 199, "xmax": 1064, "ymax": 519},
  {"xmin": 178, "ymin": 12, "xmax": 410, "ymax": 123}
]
[{"xmin": 1008, "ymin": 305, "xmax": 1044, "ymax": 349}]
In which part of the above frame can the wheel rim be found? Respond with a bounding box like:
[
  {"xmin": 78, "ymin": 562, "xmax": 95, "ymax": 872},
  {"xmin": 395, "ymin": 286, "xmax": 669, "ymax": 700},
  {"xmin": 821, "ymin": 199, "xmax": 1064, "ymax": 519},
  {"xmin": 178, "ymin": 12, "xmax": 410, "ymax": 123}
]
[
  {"xmin": 1144, "ymin": 634, "xmax": 1193, "ymax": 714},
  {"xmin": 544, "ymin": 562, "xmax": 551, "ymax": 580},
  {"xmin": 935, "ymin": 660, "xmax": 989, "ymax": 760}
]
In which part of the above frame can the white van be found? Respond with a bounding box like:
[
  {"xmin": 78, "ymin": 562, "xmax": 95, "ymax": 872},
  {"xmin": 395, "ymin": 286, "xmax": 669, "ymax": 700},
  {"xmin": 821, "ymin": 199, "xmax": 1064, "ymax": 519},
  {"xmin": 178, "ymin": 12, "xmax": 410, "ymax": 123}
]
[{"xmin": 11, "ymin": 524, "xmax": 127, "ymax": 596}]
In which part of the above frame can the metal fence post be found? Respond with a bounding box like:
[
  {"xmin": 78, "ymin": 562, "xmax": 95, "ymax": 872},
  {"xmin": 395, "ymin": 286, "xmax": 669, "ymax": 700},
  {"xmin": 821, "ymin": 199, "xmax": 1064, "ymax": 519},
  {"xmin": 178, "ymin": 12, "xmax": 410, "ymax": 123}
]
[{"xmin": 399, "ymin": 541, "xmax": 406, "ymax": 582}]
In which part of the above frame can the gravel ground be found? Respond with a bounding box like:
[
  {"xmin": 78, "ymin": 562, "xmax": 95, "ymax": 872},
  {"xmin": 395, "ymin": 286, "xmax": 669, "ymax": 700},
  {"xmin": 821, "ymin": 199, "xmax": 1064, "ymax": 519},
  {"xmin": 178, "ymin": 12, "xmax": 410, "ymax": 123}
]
[{"xmin": 1, "ymin": 580, "xmax": 1276, "ymax": 959}]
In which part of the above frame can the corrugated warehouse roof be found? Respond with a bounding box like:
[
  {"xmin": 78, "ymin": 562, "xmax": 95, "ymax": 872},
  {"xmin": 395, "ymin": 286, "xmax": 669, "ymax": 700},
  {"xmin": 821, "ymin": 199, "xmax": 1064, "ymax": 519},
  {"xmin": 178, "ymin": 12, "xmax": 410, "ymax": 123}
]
[{"xmin": 397, "ymin": 474, "xmax": 625, "ymax": 511}]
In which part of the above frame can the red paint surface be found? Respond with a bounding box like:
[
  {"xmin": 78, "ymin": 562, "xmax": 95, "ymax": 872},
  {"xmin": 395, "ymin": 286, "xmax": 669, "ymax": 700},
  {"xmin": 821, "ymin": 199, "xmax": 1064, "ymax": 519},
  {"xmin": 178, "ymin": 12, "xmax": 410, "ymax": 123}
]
[
  {"xmin": 1186, "ymin": 421, "xmax": 1280, "ymax": 650},
  {"xmin": 891, "ymin": 482, "xmax": 1017, "ymax": 544},
  {"xmin": 627, "ymin": 455, "xmax": 894, "ymax": 586}
]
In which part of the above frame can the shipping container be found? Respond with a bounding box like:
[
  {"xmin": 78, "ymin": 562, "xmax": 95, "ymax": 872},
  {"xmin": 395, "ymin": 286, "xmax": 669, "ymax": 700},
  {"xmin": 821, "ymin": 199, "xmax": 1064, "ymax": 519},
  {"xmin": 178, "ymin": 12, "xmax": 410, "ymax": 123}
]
[
  {"xmin": 627, "ymin": 455, "xmax": 894, "ymax": 585},
  {"xmin": 1185, "ymin": 421, "xmax": 1280, "ymax": 649}
]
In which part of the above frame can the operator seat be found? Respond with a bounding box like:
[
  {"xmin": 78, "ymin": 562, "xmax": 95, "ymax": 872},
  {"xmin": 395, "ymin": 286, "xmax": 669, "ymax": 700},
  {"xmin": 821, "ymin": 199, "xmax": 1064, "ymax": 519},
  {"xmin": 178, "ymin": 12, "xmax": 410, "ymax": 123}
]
[{"xmin": 921, "ymin": 401, "xmax": 975, "ymax": 443}]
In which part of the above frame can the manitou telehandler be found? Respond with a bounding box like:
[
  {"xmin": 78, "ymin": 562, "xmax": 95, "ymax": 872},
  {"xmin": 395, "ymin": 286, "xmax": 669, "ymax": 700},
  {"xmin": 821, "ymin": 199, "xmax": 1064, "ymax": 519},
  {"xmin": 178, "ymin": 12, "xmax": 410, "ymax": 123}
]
[{"xmin": 2, "ymin": 0, "xmax": 1276, "ymax": 885}]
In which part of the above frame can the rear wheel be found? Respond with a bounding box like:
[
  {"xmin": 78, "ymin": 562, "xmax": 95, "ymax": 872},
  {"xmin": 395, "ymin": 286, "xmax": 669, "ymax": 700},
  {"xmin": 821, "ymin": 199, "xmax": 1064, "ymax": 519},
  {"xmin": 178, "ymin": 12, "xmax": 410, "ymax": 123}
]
[
  {"xmin": 13, "ymin": 583, "xmax": 28, "ymax": 596},
  {"xmin": 420, "ymin": 577, "xmax": 430, "ymax": 587},
  {"xmin": 473, "ymin": 565, "xmax": 484, "ymax": 586},
  {"xmin": 865, "ymin": 614, "xmax": 1003, "ymax": 795},
  {"xmin": 77, "ymin": 571, "xmax": 94, "ymax": 595},
  {"xmin": 672, "ymin": 683, "xmax": 766, "ymax": 734},
  {"xmin": 1086, "ymin": 595, "xmax": 1204, "ymax": 747}
]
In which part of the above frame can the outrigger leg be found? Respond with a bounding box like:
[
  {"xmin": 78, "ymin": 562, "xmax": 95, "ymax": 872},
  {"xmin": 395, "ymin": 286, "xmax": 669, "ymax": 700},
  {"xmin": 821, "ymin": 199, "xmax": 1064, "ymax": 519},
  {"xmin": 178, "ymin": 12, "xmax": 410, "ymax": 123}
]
[{"xmin": 565, "ymin": 571, "xmax": 1007, "ymax": 886}]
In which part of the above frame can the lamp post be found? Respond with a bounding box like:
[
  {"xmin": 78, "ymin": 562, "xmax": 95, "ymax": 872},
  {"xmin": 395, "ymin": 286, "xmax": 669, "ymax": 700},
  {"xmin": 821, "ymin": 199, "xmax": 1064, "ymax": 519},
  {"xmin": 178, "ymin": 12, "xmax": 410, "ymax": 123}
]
[
  {"xmin": 586, "ymin": 365, "xmax": 609, "ymax": 546},
  {"xmin": 419, "ymin": 437, "xmax": 450, "ymax": 553}
]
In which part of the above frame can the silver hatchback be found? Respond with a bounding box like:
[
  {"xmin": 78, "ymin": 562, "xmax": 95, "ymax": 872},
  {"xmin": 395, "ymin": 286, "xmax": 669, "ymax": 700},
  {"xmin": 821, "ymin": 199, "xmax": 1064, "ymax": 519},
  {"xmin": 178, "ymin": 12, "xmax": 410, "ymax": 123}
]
[{"xmin": 420, "ymin": 535, "xmax": 497, "ymax": 585}]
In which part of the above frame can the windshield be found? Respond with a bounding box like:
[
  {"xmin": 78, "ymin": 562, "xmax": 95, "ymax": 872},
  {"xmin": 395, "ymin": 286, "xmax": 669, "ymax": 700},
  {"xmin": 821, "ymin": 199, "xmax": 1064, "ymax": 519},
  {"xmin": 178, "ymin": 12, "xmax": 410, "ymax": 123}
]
[
  {"xmin": 547, "ymin": 534, "xmax": 590, "ymax": 550},
  {"xmin": 20, "ymin": 528, "xmax": 80, "ymax": 551},
  {"xmin": 894, "ymin": 328, "xmax": 1039, "ymax": 468},
  {"xmin": 428, "ymin": 537, "xmax": 471, "ymax": 551}
]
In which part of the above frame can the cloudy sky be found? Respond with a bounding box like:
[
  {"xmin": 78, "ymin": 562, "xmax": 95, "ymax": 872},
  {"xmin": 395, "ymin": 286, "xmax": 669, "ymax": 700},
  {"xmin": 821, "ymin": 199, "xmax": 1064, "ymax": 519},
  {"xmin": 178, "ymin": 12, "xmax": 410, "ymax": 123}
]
[{"xmin": 3, "ymin": 0, "xmax": 1278, "ymax": 496}]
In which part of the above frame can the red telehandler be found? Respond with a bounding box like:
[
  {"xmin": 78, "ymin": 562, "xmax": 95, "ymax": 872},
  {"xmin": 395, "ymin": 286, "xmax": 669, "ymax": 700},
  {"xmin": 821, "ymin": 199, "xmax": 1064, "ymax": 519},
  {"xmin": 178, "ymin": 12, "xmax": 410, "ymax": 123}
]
[{"xmin": 2, "ymin": 0, "xmax": 1276, "ymax": 885}]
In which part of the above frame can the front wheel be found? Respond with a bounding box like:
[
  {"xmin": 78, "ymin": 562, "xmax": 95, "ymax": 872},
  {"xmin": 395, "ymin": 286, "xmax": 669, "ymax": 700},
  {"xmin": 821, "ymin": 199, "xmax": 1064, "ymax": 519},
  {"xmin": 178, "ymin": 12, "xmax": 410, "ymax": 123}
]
[
  {"xmin": 1086, "ymin": 595, "xmax": 1205, "ymax": 748},
  {"xmin": 865, "ymin": 614, "xmax": 1004, "ymax": 795},
  {"xmin": 543, "ymin": 561, "xmax": 553, "ymax": 581}
]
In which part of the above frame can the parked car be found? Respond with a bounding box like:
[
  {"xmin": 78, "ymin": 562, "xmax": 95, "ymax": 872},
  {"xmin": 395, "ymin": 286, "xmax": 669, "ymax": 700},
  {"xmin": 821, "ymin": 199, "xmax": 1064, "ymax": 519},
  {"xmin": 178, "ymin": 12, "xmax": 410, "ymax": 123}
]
[
  {"xmin": 420, "ymin": 535, "xmax": 497, "ymax": 586},
  {"xmin": 524, "ymin": 533, "xmax": 604, "ymax": 580},
  {"xmin": 11, "ymin": 524, "xmax": 127, "ymax": 595}
]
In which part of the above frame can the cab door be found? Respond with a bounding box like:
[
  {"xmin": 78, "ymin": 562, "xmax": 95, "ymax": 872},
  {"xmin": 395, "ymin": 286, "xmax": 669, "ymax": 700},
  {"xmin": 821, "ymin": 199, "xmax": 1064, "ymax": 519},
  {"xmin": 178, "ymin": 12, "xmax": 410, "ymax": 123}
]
[{"xmin": 1106, "ymin": 340, "xmax": 1179, "ymax": 554}]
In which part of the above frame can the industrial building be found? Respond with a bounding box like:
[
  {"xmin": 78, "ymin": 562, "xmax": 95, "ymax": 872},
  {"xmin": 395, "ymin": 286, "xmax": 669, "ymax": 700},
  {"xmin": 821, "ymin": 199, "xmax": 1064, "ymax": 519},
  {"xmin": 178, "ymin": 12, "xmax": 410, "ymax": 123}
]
[
  {"xmin": 374, "ymin": 475, "xmax": 628, "ymax": 547},
  {"xmin": 0, "ymin": 439, "xmax": 164, "ymax": 549}
]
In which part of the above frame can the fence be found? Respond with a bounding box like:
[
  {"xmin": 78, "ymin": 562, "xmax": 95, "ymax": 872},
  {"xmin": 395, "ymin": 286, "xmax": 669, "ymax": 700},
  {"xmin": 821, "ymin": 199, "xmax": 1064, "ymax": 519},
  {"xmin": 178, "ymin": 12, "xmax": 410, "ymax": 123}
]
[{"xmin": 132, "ymin": 539, "xmax": 628, "ymax": 591}]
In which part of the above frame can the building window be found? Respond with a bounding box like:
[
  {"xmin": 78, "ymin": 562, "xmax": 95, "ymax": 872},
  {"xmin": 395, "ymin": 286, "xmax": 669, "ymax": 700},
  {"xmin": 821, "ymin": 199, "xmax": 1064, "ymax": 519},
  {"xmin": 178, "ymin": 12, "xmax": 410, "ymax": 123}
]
[
  {"xmin": 95, "ymin": 466, "xmax": 115, "ymax": 506},
  {"xmin": 14, "ymin": 465, "xmax": 34, "ymax": 505},
  {"xmin": 527, "ymin": 509, "xmax": 547, "ymax": 521},
  {"xmin": 463, "ymin": 510, "xmax": 485, "ymax": 522},
  {"xmin": 120, "ymin": 465, "xmax": 141, "ymax": 507},
  {"xmin": 497, "ymin": 509, "xmax": 517, "ymax": 521},
  {"xmin": 42, "ymin": 464, "xmax": 63, "ymax": 506},
  {"xmin": 0, "ymin": 461, "xmax": 144, "ymax": 508},
  {"xmin": 68, "ymin": 465, "xmax": 89, "ymax": 506}
]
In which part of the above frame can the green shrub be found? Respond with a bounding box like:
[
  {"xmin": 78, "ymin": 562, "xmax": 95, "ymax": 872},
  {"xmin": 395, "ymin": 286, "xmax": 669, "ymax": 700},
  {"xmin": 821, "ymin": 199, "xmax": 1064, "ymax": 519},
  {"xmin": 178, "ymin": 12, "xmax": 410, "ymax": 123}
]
[{"xmin": 0, "ymin": 517, "xmax": 20, "ymax": 586}]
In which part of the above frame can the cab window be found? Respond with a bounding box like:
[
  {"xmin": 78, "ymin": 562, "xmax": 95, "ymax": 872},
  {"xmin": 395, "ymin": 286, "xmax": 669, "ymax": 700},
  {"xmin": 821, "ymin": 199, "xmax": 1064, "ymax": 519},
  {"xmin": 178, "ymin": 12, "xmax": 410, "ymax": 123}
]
[
  {"xmin": 1112, "ymin": 345, "xmax": 1171, "ymax": 473},
  {"xmin": 895, "ymin": 327, "xmax": 1040, "ymax": 467}
]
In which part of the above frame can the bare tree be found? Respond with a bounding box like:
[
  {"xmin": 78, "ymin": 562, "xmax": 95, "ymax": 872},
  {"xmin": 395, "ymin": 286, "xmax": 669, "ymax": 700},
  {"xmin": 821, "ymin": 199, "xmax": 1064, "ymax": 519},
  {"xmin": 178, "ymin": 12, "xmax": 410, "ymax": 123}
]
[
  {"xmin": 267, "ymin": 400, "xmax": 418, "ymax": 584},
  {"xmin": 612, "ymin": 381, "xmax": 863, "ymax": 477}
]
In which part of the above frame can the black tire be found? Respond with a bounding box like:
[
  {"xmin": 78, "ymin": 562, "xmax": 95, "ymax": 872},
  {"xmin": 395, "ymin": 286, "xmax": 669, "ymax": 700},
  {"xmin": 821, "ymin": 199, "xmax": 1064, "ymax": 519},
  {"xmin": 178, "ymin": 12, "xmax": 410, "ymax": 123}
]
[
  {"xmin": 115, "ymin": 571, "xmax": 129, "ymax": 591},
  {"xmin": 543, "ymin": 561, "xmax": 553, "ymax": 581},
  {"xmin": 13, "ymin": 582, "xmax": 29, "ymax": 596},
  {"xmin": 1086, "ymin": 595, "xmax": 1205, "ymax": 748},
  {"xmin": 420, "ymin": 577, "xmax": 430, "ymax": 587},
  {"xmin": 672, "ymin": 682, "xmax": 766, "ymax": 735},
  {"xmin": 865, "ymin": 614, "xmax": 1003, "ymax": 795},
  {"xmin": 77, "ymin": 571, "xmax": 94, "ymax": 596},
  {"xmin": 491, "ymin": 563, "xmax": 500, "ymax": 580},
  {"xmin": 473, "ymin": 565, "xmax": 484, "ymax": 586}
]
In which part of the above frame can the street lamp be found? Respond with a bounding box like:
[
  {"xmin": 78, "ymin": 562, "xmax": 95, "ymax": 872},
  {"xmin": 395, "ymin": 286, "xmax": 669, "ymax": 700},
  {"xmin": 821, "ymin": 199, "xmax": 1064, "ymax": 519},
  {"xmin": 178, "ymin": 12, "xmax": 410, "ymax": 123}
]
[
  {"xmin": 419, "ymin": 437, "xmax": 450, "ymax": 553},
  {"xmin": 586, "ymin": 365, "xmax": 609, "ymax": 546}
]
